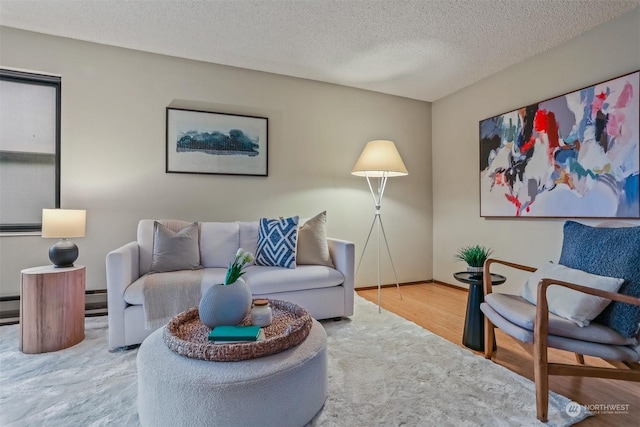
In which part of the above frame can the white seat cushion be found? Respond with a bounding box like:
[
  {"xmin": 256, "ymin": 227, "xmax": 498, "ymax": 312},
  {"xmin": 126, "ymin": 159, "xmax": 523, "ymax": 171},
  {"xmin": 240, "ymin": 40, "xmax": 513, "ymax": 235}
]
[
  {"xmin": 242, "ymin": 265, "xmax": 344, "ymax": 294},
  {"xmin": 125, "ymin": 266, "xmax": 344, "ymax": 305}
]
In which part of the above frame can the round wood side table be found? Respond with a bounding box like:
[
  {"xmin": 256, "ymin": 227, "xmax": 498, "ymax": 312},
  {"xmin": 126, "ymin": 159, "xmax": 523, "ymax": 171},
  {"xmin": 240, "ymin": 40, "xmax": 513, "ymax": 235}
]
[
  {"xmin": 20, "ymin": 265, "xmax": 85, "ymax": 354},
  {"xmin": 454, "ymin": 271, "xmax": 506, "ymax": 351}
]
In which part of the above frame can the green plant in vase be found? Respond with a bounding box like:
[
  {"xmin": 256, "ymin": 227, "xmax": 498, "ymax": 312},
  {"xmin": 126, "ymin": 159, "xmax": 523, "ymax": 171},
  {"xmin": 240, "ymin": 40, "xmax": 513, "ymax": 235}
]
[
  {"xmin": 224, "ymin": 249, "xmax": 255, "ymax": 285},
  {"xmin": 454, "ymin": 245, "xmax": 493, "ymax": 276}
]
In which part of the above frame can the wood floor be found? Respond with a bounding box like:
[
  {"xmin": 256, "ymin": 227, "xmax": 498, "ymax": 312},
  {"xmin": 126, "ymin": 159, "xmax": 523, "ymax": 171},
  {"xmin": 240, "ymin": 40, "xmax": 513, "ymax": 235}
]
[{"xmin": 357, "ymin": 283, "xmax": 640, "ymax": 427}]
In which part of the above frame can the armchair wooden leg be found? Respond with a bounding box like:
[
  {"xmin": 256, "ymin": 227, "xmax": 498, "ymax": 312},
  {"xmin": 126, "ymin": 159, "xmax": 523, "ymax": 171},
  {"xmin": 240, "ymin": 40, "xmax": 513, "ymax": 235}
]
[
  {"xmin": 575, "ymin": 353, "xmax": 585, "ymax": 365},
  {"xmin": 534, "ymin": 340, "xmax": 549, "ymax": 422},
  {"xmin": 484, "ymin": 317, "xmax": 495, "ymax": 359},
  {"xmin": 533, "ymin": 356, "xmax": 549, "ymax": 421}
]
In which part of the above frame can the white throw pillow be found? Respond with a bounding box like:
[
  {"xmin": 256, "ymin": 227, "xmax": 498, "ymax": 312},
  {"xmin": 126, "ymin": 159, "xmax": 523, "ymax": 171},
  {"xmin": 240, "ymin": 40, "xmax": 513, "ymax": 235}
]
[
  {"xmin": 199, "ymin": 222, "xmax": 240, "ymax": 268},
  {"xmin": 521, "ymin": 262, "xmax": 624, "ymax": 327}
]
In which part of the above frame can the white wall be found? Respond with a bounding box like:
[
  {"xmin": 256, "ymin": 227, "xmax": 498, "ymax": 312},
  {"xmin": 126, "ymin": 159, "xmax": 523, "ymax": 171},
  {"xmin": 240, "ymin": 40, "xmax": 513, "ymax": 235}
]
[
  {"xmin": 0, "ymin": 27, "xmax": 433, "ymax": 296},
  {"xmin": 432, "ymin": 8, "xmax": 640, "ymax": 294}
]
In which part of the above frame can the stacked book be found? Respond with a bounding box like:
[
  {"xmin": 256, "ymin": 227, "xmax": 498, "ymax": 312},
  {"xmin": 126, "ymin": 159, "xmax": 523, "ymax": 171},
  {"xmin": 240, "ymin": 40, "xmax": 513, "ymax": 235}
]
[{"xmin": 208, "ymin": 325, "xmax": 265, "ymax": 344}]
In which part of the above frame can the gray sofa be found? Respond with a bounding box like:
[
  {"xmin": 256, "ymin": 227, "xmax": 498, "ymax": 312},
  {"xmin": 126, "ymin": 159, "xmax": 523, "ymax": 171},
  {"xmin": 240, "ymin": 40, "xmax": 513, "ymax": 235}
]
[{"xmin": 106, "ymin": 218, "xmax": 355, "ymax": 350}]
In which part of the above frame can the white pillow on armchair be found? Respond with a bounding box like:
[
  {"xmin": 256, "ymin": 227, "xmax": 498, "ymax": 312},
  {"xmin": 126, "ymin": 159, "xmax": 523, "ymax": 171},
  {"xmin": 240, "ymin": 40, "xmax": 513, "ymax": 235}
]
[{"xmin": 521, "ymin": 262, "xmax": 624, "ymax": 327}]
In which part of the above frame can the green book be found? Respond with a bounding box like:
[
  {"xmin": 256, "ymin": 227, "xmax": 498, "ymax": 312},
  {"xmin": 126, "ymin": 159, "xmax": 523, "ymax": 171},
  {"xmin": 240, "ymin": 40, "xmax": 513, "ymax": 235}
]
[{"xmin": 208, "ymin": 325, "xmax": 262, "ymax": 342}]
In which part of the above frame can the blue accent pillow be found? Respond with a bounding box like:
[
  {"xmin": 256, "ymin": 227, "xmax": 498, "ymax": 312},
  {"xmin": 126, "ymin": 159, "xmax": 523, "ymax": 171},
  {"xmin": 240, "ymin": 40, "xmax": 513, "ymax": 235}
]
[
  {"xmin": 558, "ymin": 221, "xmax": 640, "ymax": 338},
  {"xmin": 255, "ymin": 216, "xmax": 299, "ymax": 269}
]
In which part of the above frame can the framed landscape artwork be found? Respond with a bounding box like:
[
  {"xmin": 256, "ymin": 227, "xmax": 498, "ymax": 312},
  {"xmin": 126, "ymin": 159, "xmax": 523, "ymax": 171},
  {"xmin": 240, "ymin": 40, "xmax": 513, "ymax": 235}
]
[
  {"xmin": 166, "ymin": 108, "xmax": 268, "ymax": 176},
  {"xmin": 479, "ymin": 71, "xmax": 639, "ymax": 218}
]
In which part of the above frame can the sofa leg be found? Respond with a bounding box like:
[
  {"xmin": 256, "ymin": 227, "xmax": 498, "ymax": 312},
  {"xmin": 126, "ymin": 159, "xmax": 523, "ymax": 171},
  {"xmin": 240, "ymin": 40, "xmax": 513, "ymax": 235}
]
[{"xmin": 109, "ymin": 343, "xmax": 141, "ymax": 353}]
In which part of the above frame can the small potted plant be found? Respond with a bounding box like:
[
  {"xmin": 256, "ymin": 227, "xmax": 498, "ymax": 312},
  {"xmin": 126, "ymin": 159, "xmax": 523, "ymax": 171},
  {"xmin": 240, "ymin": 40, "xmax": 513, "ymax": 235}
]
[{"xmin": 454, "ymin": 245, "xmax": 493, "ymax": 276}]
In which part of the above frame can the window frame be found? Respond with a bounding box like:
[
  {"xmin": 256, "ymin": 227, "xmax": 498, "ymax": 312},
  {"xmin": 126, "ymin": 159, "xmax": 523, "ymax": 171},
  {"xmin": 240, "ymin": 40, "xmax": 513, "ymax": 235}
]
[{"xmin": 0, "ymin": 69, "xmax": 61, "ymax": 232}]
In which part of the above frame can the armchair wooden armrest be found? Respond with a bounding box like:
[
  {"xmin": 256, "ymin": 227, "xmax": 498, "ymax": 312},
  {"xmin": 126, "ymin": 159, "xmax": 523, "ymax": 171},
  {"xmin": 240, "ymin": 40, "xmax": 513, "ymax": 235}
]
[
  {"xmin": 482, "ymin": 258, "xmax": 537, "ymax": 360},
  {"xmin": 482, "ymin": 258, "xmax": 537, "ymax": 296},
  {"xmin": 534, "ymin": 278, "xmax": 640, "ymax": 422}
]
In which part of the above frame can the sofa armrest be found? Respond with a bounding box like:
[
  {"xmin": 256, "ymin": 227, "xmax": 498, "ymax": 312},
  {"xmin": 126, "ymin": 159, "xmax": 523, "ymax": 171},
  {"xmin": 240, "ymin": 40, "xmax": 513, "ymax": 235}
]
[
  {"xmin": 327, "ymin": 237, "xmax": 355, "ymax": 316},
  {"xmin": 106, "ymin": 241, "xmax": 140, "ymax": 349}
]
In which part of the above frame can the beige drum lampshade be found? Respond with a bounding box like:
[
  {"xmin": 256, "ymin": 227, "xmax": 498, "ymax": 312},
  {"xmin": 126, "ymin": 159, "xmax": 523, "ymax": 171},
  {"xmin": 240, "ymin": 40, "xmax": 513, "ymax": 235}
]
[
  {"xmin": 42, "ymin": 209, "xmax": 86, "ymax": 238},
  {"xmin": 351, "ymin": 140, "xmax": 408, "ymax": 177}
]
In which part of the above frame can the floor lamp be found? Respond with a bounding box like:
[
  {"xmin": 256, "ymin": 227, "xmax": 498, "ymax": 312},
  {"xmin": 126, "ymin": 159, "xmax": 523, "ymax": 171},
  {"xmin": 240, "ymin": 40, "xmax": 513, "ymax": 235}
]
[{"xmin": 351, "ymin": 140, "xmax": 408, "ymax": 312}]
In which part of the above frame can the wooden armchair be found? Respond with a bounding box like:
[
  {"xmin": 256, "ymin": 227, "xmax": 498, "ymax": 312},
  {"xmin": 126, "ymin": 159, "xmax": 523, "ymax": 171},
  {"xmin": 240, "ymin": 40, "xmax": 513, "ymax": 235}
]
[{"xmin": 480, "ymin": 221, "xmax": 640, "ymax": 422}]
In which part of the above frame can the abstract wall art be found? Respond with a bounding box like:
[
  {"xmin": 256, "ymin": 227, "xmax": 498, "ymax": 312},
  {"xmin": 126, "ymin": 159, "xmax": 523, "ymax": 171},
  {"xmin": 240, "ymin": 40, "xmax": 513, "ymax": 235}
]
[
  {"xmin": 166, "ymin": 108, "xmax": 268, "ymax": 176},
  {"xmin": 479, "ymin": 71, "xmax": 639, "ymax": 218}
]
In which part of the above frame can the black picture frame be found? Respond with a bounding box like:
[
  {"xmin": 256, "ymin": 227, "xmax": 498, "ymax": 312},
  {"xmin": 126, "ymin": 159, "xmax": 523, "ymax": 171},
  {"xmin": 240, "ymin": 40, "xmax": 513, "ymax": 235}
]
[{"xmin": 166, "ymin": 107, "xmax": 268, "ymax": 176}]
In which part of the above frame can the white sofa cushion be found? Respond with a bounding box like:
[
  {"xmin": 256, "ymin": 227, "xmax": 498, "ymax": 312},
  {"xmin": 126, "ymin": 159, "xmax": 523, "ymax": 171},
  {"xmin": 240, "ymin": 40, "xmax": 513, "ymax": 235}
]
[
  {"xmin": 200, "ymin": 222, "xmax": 240, "ymax": 268},
  {"xmin": 137, "ymin": 220, "xmax": 155, "ymax": 275},
  {"xmin": 238, "ymin": 221, "xmax": 259, "ymax": 264},
  {"xmin": 125, "ymin": 266, "xmax": 344, "ymax": 305},
  {"xmin": 243, "ymin": 265, "xmax": 344, "ymax": 294}
]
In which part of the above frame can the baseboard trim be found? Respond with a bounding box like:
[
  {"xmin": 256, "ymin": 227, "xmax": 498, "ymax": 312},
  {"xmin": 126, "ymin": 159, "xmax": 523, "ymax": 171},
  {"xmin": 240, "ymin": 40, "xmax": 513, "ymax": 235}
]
[
  {"xmin": 431, "ymin": 279, "xmax": 467, "ymax": 292},
  {"xmin": 0, "ymin": 289, "xmax": 108, "ymax": 326},
  {"xmin": 356, "ymin": 280, "xmax": 466, "ymax": 293},
  {"xmin": 356, "ymin": 280, "xmax": 431, "ymax": 291}
]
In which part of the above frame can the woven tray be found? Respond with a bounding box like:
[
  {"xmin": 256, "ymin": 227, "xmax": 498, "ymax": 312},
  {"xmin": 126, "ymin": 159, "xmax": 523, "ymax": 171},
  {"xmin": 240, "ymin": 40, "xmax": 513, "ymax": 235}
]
[{"xmin": 163, "ymin": 299, "xmax": 313, "ymax": 362}]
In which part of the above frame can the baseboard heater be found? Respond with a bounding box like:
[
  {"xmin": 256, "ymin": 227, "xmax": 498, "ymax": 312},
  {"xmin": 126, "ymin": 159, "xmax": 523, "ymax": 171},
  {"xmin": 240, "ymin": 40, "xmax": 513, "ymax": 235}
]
[{"xmin": 0, "ymin": 289, "xmax": 108, "ymax": 326}]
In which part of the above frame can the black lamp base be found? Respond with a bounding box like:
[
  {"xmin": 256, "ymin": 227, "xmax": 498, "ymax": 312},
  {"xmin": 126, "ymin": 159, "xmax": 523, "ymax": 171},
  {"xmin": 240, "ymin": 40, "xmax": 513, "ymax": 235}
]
[{"xmin": 49, "ymin": 239, "xmax": 79, "ymax": 268}]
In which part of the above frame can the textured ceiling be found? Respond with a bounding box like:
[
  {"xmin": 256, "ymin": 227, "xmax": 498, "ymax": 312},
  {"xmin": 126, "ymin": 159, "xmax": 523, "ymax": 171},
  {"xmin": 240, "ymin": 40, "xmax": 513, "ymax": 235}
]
[{"xmin": 0, "ymin": 0, "xmax": 638, "ymax": 101}]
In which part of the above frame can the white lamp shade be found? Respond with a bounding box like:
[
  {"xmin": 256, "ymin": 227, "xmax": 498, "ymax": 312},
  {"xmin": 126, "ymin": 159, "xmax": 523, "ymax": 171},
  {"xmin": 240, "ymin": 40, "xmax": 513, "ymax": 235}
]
[
  {"xmin": 351, "ymin": 140, "xmax": 408, "ymax": 177},
  {"xmin": 42, "ymin": 209, "xmax": 86, "ymax": 238}
]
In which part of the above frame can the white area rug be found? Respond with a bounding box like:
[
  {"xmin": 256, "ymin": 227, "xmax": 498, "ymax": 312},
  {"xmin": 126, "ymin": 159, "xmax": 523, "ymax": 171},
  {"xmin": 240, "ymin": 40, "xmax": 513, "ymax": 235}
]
[{"xmin": 0, "ymin": 296, "xmax": 590, "ymax": 426}]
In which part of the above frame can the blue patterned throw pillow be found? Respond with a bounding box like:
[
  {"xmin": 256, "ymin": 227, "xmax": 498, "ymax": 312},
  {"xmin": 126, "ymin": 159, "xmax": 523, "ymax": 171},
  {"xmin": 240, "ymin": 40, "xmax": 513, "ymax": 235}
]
[
  {"xmin": 558, "ymin": 221, "xmax": 640, "ymax": 338},
  {"xmin": 255, "ymin": 216, "xmax": 299, "ymax": 269}
]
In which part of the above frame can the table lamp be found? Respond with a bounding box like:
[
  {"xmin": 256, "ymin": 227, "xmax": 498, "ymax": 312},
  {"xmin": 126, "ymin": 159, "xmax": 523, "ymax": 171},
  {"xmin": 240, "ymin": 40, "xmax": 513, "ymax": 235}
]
[
  {"xmin": 42, "ymin": 209, "xmax": 86, "ymax": 268},
  {"xmin": 351, "ymin": 139, "xmax": 408, "ymax": 312}
]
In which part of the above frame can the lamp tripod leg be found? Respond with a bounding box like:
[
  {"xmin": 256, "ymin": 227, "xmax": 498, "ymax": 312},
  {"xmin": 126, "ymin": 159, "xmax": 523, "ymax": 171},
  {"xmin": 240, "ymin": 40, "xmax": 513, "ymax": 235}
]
[
  {"xmin": 355, "ymin": 212, "xmax": 402, "ymax": 313},
  {"xmin": 356, "ymin": 214, "xmax": 384, "ymax": 313},
  {"xmin": 355, "ymin": 214, "xmax": 378, "ymax": 277},
  {"xmin": 378, "ymin": 215, "xmax": 402, "ymax": 300},
  {"xmin": 376, "ymin": 214, "xmax": 381, "ymax": 313}
]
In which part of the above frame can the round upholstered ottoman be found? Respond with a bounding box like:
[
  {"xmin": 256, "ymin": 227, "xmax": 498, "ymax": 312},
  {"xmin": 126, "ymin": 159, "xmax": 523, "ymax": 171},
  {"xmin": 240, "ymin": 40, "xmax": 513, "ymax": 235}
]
[{"xmin": 137, "ymin": 319, "xmax": 327, "ymax": 427}]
